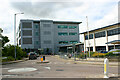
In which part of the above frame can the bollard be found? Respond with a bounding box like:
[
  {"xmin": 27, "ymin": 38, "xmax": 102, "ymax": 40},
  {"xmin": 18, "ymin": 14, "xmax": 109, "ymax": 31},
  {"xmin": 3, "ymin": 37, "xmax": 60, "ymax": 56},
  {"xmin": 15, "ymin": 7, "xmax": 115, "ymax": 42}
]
[
  {"xmin": 104, "ymin": 58, "xmax": 109, "ymax": 78},
  {"xmin": 43, "ymin": 56, "xmax": 45, "ymax": 61},
  {"xmin": 41, "ymin": 56, "xmax": 43, "ymax": 62}
]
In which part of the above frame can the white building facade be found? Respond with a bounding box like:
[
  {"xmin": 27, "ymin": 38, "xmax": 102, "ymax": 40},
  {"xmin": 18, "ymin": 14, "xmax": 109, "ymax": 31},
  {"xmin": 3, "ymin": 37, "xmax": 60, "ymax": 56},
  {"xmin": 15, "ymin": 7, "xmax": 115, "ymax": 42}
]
[{"xmin": 81, "ymin": 23, "xmax": 120, "ymax": 52}]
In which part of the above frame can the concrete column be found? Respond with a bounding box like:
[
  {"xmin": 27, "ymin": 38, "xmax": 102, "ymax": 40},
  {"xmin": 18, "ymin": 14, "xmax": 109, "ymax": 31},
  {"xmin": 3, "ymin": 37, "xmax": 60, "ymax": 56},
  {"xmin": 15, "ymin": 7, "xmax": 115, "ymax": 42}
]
[
  {"xmin": 84, "ymin": 34, "xmax": 86, "ymax": 52},
  {"xmin": 114, "ymin": 44, "xmax": 115, "ymax": 49},
  {"xmin": 105, "ymin": 30, "xmax": 108, "ymax": 51},
  {"xmin": 93, "ymin": 33, "xmax": 96, "ymax": 52}
]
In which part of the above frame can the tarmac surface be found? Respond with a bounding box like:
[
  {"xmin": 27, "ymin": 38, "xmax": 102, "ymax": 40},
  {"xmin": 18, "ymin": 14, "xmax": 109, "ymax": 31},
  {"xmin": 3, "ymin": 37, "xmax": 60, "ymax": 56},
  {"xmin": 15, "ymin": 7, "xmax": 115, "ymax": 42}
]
[{"xmin": 2, "ymin": 55, "xmax": 119, "ymax": 78}]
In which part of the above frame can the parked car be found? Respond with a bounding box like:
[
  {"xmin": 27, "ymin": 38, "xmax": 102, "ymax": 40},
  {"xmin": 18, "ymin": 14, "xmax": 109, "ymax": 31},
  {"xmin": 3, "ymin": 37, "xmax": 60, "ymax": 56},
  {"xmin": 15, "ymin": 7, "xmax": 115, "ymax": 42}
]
[
  {"xmin": 29, "ymin": 52, "xmax": 38, "ymax": 60},
  {"xmin": 97, "ymin": 50, "xmax": 108, "ymax": 53},
  {"xmin": 108, "ymin": 49, "xmax": 120, "ymax": 54}
]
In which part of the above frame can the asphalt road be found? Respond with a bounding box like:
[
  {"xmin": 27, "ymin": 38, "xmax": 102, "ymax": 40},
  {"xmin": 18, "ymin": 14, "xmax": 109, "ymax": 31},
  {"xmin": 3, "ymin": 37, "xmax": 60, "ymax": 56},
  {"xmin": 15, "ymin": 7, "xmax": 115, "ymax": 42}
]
[{"xmin": 2, "ymin": 55, "xmax": 118, "ymax": 78}]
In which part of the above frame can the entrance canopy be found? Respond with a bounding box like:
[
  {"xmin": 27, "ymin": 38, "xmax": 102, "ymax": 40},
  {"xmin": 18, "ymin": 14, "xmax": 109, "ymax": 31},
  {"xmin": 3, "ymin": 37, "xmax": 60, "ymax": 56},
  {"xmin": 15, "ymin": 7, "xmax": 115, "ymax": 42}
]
[{"xmin": 106, "ymin": 40, "xmax": 120, "ymax": 44}]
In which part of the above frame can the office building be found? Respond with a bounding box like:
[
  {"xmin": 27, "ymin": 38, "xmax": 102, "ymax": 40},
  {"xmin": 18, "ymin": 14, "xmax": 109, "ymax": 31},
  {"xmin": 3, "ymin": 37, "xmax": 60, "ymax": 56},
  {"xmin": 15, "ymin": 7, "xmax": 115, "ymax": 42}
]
[
  {"xmin": 17, "ymin": 19, "xmax": 81, "ymax": 54},
  {"xmin": 80, "ymin": 23, "xmax": 120, "ymax": 52}
]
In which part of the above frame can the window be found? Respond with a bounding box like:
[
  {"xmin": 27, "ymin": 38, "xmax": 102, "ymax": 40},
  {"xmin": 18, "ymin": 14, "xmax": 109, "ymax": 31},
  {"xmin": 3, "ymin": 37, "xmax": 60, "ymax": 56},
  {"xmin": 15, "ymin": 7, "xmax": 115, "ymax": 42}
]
[
  {"xmin": 35, "ymin": 41, "xmax": 39, "ymax": 45},
  {"xmin": 89, "ymin": 34, "xmax": 93, "ymax": 39},
  {"xmin": 35, "ymin": 32, "xmax": 39, "ymax": 36},
  {"xmin": 58, "ymin": 25, "xmax": 68, "ymax": 28},
  {"xmin": 85, "ymin": 34, "xmax": 93, "ymax": 40},
  {"xmin": 107, "ymin": 28, "xmax": 120, "ymax": 36},
  {"xmin": 22, "ymin": 22, "xmax": 32, "ymax": 28},
  {"xmin": 69, "ymin": 33, "xmax": 77, "ymax": 35},
  {"xmin": 70, "ymin": 41, "xmax": 78, "ymax": 44},
  {"xmin": 95, "ymin": 31, "xmax": 105, "ymax": 38},
  {"xmin": 85, "ymin": 35, "xmax": 88, "ymax": 40},
  {"xmin": 19, "ymin": 39, "xmax": 21, "ymax": 45},
  {"xmin": 34, "ymin": 24, "xmax": 39, "ymax": 28},
  {"xmin": 22, "ymin": 30, "xmax": 32, "ymax": 36},
  {"xmin": 23, "ymin": 38, "xmax": 32, "ymax": 44},
  {"xmin": 43, "ymin": 24, "xmax": 51, "ymax": 27},
  {"xmin": 69, "ymin": 26, "xmax": 77, "ymax": 29},
  {"xmin": 59, "ymin": 41, "xmax": 68, "ymax": 44},
  {"xmin": 58, "ymin": 32, "xmax": 68, "ymax": 36}
]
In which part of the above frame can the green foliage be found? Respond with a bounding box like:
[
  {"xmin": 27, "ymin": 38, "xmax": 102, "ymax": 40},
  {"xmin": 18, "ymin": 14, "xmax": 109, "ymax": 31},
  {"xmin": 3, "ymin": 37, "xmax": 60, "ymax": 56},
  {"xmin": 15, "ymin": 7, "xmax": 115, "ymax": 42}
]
[
  {"xmin": 2, "ymin": 56, "xmax": 14, "ymax": 62},
  {"xmin": 2, "ymin": 36, "xmax": 10, "ymax": 47},
  {"xmin": 92, "ymin": 52, "xmax": 105, "ymax": 58},
  {"xmin": 85, "ymin": 51, "xmax": 95, "ymax": 57},
  {"xmin": 2, "ymin": 44, "xmax": 27, "ymax": 61},
  {"xmin": 105, "ymin": 51, "xmax": 119, "ymax": 57},
  {"xmin": 78, "ymin": 52, "xmax": 84, "ymax": 58}
]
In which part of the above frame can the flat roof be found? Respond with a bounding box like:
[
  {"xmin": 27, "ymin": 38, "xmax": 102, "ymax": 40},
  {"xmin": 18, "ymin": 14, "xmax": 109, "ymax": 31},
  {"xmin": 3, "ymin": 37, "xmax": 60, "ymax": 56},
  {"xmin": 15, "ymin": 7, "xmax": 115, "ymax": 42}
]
[
  {"xmin": 20, "ymin": 19, "xmax": 82, "ymax": 24},
  {"xmin": 53, "ymin": 21, "xmax": 82, "ymax": 24},
  {"xmin": 80, "ymin": 23, "xmax": 120, "ymax": 34},
  {"xmin": 59, "ymin": 43, "xmax": 84, "ymax": 47}
]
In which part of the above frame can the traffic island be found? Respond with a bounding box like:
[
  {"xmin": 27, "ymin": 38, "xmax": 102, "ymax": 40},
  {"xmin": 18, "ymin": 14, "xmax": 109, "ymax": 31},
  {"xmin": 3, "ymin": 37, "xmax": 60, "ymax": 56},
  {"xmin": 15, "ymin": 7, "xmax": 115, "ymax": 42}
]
[{"xmin": 36, "ymin": 60, "xmax": 49, "ymax": 64}]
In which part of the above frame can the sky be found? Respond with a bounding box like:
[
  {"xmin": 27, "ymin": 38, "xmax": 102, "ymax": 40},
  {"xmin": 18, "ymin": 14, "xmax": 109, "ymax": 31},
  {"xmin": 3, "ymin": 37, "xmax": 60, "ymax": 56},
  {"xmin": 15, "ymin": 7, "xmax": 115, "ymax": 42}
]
[{"xmin": 0, "ymin": 0, "xmax": 119, "ymax": 45}]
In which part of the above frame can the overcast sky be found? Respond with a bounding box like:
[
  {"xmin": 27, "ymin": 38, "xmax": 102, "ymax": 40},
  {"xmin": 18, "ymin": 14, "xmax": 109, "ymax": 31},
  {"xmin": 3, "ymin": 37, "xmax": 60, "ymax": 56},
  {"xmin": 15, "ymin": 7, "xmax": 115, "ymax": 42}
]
[{"xmin": 0, "ymin": 0, "xmax": 119, "ymax": 45}]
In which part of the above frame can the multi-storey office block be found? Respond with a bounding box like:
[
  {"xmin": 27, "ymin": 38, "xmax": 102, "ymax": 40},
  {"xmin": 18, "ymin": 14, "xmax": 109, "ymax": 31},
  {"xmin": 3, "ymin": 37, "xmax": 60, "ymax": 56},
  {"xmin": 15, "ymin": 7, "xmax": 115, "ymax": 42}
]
[{"xmin": 17, "ymin": 19, "xmax": 81, "ymax": 54}]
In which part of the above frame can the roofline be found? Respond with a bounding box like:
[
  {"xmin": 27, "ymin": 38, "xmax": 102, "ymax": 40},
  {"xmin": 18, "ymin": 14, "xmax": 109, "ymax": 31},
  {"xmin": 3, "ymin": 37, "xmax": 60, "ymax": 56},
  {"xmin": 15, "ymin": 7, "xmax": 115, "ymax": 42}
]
[
  {"xmin": 20, "ymin": 19, "xmax": 82, "ymax": 24},
  {"xmin": 80, "ymin": 22, "xmax": 120, "ymax": 34},
  {"xmin": 53, "ymin": 21, "xmax": 82, "ymax": 24},
  {"xmin": 59, "ymin": 42, "xmax": 84, "ymax": 47}
]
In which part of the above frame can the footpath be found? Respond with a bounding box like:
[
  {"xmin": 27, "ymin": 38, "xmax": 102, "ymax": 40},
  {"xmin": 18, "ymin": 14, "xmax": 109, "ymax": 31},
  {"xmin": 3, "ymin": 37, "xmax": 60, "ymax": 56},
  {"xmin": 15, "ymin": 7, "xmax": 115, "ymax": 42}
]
[
  {"xmin": 2, "ymin": 58, "xmax": 29, "ymax": 65},
  {"xmin": 53, "ymin": 55, "xmax": 118, "ymax": 66}
]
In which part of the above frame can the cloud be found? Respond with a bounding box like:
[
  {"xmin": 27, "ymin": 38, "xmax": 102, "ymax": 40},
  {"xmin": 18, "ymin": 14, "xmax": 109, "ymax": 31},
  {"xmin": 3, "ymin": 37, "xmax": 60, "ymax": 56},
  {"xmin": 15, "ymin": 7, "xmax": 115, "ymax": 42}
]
[
  {"xmin": 10, "ymin": 2, "xmax": 83, "ymax": 19},
  {"xmin": 0, "ymin": 0, "xmax": 119, "ymax": 44}
]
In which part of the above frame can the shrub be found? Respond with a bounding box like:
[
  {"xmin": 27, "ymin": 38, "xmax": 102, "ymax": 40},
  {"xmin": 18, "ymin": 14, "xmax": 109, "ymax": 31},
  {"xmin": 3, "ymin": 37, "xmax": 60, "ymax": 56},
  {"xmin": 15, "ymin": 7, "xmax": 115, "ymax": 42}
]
[
  {"xmin": 2, "ymin": 44, "xmax": 27, "ymax": 60},
  {"xmin": 2, "ymin": 56, "xmax": 14, "ymax": 62},
  {"xmin": 92, "ymin": 52, "xmax": 105, "ymax": 58},
  {"xmin": 105, "ymin": 51, "xmax": 119, "ymax": 57}
]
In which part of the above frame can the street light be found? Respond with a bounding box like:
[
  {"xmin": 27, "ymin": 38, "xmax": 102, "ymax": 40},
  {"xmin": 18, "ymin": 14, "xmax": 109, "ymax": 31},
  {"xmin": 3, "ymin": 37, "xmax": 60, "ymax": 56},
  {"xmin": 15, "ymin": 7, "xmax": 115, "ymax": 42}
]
[
  {"xmin": 86, "ymin": 16, "xmax": 90, "ymax": 57},
  {"xmin": 14, "ymin": 12, "xmax": 24, "ymax": 61}
]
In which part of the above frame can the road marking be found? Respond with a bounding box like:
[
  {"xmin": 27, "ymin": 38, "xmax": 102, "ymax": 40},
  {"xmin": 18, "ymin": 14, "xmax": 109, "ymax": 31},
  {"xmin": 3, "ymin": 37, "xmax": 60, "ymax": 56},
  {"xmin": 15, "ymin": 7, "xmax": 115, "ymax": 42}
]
[
  {"xmin": 44, "ymin": 67, "xmax": 51, "ymax": 70},
  {"xmin": 2, "ymin": 68, "xmax": 10, "ymax": 69},
  {"xmin": 2, "ymin": 74, "xmax": 18, "ymax": 77},
  {"xmin": 8, "ymin": 68, "xmax": 37, "ymax": 73}
]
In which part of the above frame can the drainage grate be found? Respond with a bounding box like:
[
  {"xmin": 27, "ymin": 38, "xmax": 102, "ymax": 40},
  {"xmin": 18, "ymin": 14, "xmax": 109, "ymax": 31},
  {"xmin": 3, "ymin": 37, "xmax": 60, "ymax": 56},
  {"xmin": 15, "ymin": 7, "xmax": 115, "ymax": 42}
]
[{"xmin": 56, "ymin": 69, "xmax": 64, "ymax": 71}]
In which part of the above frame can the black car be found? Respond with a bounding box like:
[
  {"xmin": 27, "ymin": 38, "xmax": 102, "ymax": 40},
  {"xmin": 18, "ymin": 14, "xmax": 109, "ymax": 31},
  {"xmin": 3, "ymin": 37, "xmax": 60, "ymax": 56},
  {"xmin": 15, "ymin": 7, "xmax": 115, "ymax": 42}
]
[{"xmin": 29, "ymin": 52, "xmax": 38, "ymax": 60}]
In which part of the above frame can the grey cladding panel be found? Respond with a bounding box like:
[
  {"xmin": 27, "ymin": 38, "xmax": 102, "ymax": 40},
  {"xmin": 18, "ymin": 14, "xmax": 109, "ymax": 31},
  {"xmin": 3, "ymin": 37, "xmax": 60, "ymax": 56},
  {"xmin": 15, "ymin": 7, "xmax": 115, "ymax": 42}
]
[
  {"xmin": 22, "ymin": 22, "xmax": 32, "ymax": 28},
  {"xmin": 44, "ymin": 31, "xmax": 51, "ymax": 35},
  {"xmin": 44, "ymin": 40, "xmax": 51, "ymax": 44},
  {"xmin": 22, "ymin": 30, "xmax": 32, "ymax": 36},
  {"xmin": 23, "ymin": 38, "xmax": 32, "ymax": 44}
]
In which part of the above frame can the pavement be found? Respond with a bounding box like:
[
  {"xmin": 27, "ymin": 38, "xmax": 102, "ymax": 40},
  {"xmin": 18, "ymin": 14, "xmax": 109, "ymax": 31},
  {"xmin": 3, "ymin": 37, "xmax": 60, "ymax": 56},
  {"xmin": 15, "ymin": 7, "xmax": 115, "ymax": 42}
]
[
  {"xmin": 53, "ymin": 55, "xmax": 118, "ymax": 66},
  {"xmin": 2, "ymin": 58, "xmax": 29, "ymax": 65}
]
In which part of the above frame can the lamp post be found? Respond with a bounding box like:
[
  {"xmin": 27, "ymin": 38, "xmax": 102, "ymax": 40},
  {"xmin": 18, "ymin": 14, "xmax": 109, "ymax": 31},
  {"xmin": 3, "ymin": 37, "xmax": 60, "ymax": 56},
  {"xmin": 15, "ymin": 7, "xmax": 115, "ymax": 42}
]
[
  {"xmin": 14, "ymin": 13, "xmax": 24, "ymax": 61},
  {"xmin": 86, "ymin": 16, "xmax": 90, "ymax": 57}
]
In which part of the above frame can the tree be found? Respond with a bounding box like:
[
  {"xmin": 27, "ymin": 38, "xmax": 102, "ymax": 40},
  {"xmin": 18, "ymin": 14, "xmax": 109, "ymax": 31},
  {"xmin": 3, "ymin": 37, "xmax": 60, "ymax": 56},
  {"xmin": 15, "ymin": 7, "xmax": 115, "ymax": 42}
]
[
  {"xmin": 0, "ymin": 28, "xmax": 10, "ymax": 47},
  {"xmin": 2, "ymin": 44, "xmax": 27, "ymax": 60},
  {"xmin": 2, "ymin": 36, "xmax": 9, "ymax": 47}
]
